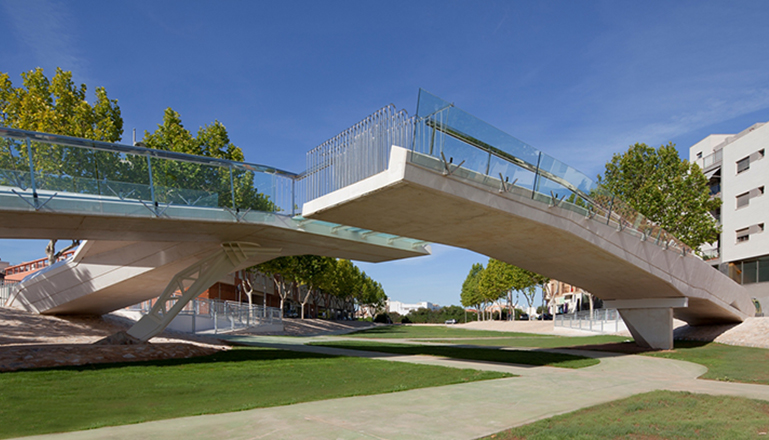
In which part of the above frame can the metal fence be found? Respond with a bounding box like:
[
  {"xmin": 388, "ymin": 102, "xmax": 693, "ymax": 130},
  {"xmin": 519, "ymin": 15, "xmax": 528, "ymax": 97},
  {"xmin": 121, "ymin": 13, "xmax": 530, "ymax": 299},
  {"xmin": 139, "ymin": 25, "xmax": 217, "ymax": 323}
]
[
  {"xmin": 554, "ymin": 308, "xmax": 625, "ymax": 333},
  {"xmin": 300, "ymin": 105, "xmax": 414, "ymax": 201},
  {"xmin": 0, "ymin": 280, "xmax": 18, "ymax": 306},
  {"xmin": 128, "ymin": 297, "xmax": 282, "ymax": 334}
]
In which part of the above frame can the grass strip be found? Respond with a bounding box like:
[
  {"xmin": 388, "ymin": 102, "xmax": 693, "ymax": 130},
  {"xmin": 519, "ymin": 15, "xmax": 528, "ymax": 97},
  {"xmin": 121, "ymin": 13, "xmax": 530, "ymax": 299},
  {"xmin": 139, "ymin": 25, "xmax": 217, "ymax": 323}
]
[
  {"xmin": 482, "ymin": 390, "xmax": 769, "ymax": 439},
  {"xmin": 311, "ymin": 340, "xmax": 598, "ymax": 369},
  {"xmin": 644, "ymin": 341, "xmax": 769, "ymax": 385},
  {"xmin": 347, "ymin": 325, "xmax": 538, "ymax": 339},
  {"xmin": 0, "ymin": 347, "xmax": 509, "ymax": 439},
  {"xmin": 422, "ymin": 334, "xmax": 629, "ymax": 348}
]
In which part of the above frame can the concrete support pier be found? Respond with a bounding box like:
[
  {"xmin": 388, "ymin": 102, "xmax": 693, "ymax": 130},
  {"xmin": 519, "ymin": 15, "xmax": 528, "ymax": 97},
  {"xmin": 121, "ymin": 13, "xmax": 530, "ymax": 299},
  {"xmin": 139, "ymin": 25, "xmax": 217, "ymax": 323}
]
[{"xmin": 605, "ymin": 298, "xmax": 689, "ymax": 350}]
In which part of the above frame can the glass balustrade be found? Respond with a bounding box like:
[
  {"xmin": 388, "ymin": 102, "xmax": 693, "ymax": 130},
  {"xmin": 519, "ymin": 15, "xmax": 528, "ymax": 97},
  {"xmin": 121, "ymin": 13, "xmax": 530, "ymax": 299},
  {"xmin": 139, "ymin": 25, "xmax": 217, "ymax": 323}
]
[
  {"xmin": 0, "ymin": 87, "xmax": 697, "ymax": 258},
  {"xmin": 0, "ymin": 127, "xmax": 293, "ymax": 215},
  {"xmin": 411, "ymin": 89, "xmax": 693, "ymax": 256}
]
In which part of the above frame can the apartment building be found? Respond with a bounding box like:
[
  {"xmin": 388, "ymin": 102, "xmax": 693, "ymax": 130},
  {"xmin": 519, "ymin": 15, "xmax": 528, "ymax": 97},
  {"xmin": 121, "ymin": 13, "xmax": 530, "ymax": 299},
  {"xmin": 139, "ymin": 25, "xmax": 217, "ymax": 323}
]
[{"xmin": 689, "ymin": 121, "xmax": 769, "ymax": 304}]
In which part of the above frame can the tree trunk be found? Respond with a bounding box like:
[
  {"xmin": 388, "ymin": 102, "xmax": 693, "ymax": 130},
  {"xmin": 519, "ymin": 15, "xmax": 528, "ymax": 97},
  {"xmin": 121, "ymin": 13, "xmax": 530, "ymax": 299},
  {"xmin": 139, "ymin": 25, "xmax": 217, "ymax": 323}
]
[{"xmin": 300, "ymin": 284, "xmax": 315, "ymax": 320}]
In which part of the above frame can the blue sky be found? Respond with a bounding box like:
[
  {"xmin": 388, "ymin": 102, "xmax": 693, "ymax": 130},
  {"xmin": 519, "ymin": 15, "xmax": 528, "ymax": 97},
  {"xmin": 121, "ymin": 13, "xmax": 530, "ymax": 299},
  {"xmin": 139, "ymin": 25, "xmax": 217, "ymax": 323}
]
[{"xmin": 2, "ymin": 1, "xmax": 769, "ymax": 307}]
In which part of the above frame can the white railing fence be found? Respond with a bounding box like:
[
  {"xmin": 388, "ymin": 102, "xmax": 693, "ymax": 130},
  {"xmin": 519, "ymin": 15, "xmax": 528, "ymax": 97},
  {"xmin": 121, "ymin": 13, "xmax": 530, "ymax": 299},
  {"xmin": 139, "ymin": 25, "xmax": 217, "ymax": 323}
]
[
  {"xmin": 128, "ymin": 297, "xmax": 282, "ymax": 334},
  {"xmin": 0, "ymin": 280, "xmax": 19, "ymax": 306},
  {"xmin": 554, "ymin": 308, "xmax": 625, "ymax": 333}
]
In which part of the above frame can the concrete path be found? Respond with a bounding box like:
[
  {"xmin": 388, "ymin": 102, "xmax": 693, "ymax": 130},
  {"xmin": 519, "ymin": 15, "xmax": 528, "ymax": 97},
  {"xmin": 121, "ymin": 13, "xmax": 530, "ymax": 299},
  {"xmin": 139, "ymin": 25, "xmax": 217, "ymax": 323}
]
[{"xmin": 15, "ymin": 336, "xmax": 769, "ymax": 440}]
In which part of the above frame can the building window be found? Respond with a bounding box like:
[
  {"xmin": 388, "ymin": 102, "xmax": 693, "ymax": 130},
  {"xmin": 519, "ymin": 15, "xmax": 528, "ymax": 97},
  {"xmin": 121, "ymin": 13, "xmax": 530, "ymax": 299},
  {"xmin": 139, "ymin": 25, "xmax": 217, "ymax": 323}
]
[
  {"xmin": 737, "ymin": 192, "xmax": 750, "ymax": 208},
  {"xmin": 737, "ymin": 228, "xmax": 750, "ymax": 243},
  {"xmin": 737, "ymin": 157, "xmax": 750, "ymax": 173},
  {"xmin": 696, "ymin": 151, "xmax": 703, "ymax": 159},
  {"xmin": 760, "ymin": 149, "xmax": 766, "ymax": 158}
]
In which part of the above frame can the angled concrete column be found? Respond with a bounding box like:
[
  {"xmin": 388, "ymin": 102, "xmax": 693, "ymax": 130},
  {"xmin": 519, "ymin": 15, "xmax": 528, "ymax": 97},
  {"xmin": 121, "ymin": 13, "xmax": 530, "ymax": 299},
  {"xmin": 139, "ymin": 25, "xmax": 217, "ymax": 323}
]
[
  {"xmin": 127, "ymin": 242, "xmax": 281, "ymax": 341},
  {"xmin": 604, "ymin": 298, "xmax": 688, "ymax": 350}
]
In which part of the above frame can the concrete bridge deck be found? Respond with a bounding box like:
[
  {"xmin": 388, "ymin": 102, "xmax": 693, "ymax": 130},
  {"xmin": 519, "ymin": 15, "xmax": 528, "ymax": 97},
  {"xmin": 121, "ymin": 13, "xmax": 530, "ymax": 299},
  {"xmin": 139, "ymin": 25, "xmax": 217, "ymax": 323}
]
[{"xmin": 303, "ymin": 146, "xmax": 753, "ymax": 349}]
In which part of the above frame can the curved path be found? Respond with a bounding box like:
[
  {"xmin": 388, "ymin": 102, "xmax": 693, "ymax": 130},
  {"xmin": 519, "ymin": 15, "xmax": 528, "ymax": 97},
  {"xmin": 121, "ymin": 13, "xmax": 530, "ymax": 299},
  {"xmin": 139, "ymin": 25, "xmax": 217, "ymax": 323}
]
[{"xmin": 15, "ymin": 336, "xmax": 769, "ymax": 440}]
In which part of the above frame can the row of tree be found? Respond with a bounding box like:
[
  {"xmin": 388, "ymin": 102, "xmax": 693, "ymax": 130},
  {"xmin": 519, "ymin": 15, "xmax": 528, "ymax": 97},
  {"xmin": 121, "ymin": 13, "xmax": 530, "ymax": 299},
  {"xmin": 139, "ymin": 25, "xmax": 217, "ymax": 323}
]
[
  {"xmin": 256, "ymin": 256, "xmax": 386, "ymax": 319},
  {"xmin": 460, "ymin": 259, "xmax": 548, "ymax": 320}
]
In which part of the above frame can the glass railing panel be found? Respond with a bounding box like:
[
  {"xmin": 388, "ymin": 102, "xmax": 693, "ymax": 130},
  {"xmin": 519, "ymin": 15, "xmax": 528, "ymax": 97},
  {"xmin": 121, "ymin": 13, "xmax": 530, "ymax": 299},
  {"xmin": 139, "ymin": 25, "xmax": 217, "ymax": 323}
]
[
  {"xmin": 149, "ymin": 156, "xmax": 226, "ymax": 207},
  {"xmin": 413, "ymin": 89, "xmax": 702, "ymax": 256},
  {"xmin": 94, "ymin": 150, "xmax": 152, "ymax": 201},
  {"xmin": 440, "ymin": 135, "xmax": 491, "ymax": 176},
  {"xmin": 488, "ymin": 154, "xmax": 536, "ymax": 192},
  {"xmin": 30, "ymin": 141, "xmax": 102, "ymax": 195},
  {"xmin": 233, "ymin": 167, "xmax": 283, "ymax": 214},
  {"xmin": 0, "ymin": 137, "xmax": 32, "ymax": 189}
]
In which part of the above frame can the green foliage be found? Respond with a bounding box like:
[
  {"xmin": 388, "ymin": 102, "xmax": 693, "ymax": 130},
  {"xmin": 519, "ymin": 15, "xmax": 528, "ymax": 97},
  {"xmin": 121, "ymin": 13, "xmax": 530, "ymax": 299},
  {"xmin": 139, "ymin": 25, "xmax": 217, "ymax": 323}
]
[
  {"xmin": 0, "ymin": 347, "xmax": 508, "ymax": 438},
  {"xmin": 460, "ymin": 262, "xmax": 484, "ymax": 308},
  {"xmin": 256, "ymin": 257, "xmax": 386, "ymax": 317},
  {"xmin": 404, "ymin": 305, "xmax": 468, "ymax": 324},
  {"xmin": 327, "ymin": 259, "xmax": 387, "ymax": 312},
  {"xmin": 142, "ymin": 108, "xmax": 276, "ymax": 211},
  {"xmin": 0, "ymin": 68, "xmax": 127, "ymax": 194},
  {"xmin": 0, "ymin": 67, "xmax": 122, "ymax": 141},
  {"xmin": 597, "ymin": 142, "xmax": 721, "ymax": 248},
  {"xmin": 257, "ymin": 256, "xmax": 300, "ymax": 283},
  {"xmin": 484, "ymin": 391, "xmax": 769, "ymax": 440},
  {"xmin": 477, "ymin": 259, "xmax": 547, "ymax": 309},
  {"xmin": 294, "ymin": 255, "xmax": 335, "ymax": 291}
]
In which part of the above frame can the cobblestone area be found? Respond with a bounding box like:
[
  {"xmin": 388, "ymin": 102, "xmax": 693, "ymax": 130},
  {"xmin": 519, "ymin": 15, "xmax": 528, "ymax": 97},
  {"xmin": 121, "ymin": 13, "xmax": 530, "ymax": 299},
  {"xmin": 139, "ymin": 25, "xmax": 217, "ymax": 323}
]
[{"xmin": 0, "ymin": 307, "xmax": 227, "ymax": 372}]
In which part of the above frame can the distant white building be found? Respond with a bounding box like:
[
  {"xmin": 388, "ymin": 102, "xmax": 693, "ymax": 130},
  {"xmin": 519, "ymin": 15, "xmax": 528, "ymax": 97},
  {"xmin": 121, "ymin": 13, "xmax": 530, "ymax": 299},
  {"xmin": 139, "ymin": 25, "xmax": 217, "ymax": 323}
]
[
  {"xmin": 689, "ymin": 121, "xmax": 769, "ymax": 310},
  {"xmin": 387, "ymin": 300, "xmax": 440, "ymax": 315}
]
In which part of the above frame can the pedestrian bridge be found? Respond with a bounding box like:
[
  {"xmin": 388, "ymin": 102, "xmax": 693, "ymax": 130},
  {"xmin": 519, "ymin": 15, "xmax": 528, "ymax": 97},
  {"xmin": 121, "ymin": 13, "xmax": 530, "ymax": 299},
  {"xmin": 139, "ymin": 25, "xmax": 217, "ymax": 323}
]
[
  {"xmin": 301, "ymin": 90, "xmax": 754, "ymax": 349},
  {"xmin": 1, "ymin": 90, "xmax": 754, "ymax": 348},
  {"xmin": 0, "ymin": 125, "xmax": 429, "ymax": 340}
]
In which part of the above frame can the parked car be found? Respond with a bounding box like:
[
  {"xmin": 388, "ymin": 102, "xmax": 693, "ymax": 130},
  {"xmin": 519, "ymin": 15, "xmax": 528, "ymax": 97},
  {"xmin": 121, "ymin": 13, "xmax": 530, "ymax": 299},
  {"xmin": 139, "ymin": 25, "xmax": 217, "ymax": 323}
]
[
  {"xmin": 518, "ymin": 313, "xmax": 529, "ymax": 321},
  {"xmin": 538, "ymin": 313, "xmax": 553, "ymax": 321},
  {"xmin": 445, "ymin": 319, "xmax": 457, "ymax": 324}
]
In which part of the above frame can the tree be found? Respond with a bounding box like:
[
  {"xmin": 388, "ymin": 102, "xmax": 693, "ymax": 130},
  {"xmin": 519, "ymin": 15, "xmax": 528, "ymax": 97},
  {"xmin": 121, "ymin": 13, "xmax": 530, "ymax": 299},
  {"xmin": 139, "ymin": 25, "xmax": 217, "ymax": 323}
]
[
  {"xmin": 597, "ymin": 142, "xmax": 721, "ymax": 249},
  {"xmin": 460, "ymin": 263, "xmax": 484, "ymax": 321},
  {"xmin": 142, "ymin": 108, "xmax": 277, "ymax": 211},
  {"xmin": 478, "ymin": 259, "xmax": 515, "ymax": 320},
  {"xmin": 256, "ymin": 256, "xmax": 299, "ymax": 318},
  {"xmin": 0, "ymin": 67, "xmax": 123, "ymax": 259},
  {"xmin": 0, "ymin": 67, "xmax": 122, "ymax": 141},
  {"xmin": 324, "ymin": 259, "xmax": 386, "ymax": 319},
  {"xmin": 293, "ymin": 255, "xmax": 335, "ymax": 319}
]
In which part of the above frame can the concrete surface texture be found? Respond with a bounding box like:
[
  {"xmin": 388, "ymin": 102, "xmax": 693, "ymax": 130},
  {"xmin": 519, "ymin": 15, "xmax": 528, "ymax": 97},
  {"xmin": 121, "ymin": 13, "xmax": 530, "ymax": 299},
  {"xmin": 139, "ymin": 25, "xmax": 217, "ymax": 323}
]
[
  {"xmin": 303, "ymin": 147, "xmax": 754, "ymax": 349},
  {"xmin": 14, "ymin": 335, "xmax": 769, "ymax": 440},
  {"xmin": 3, "ymin": 197, "xmax": 428, "ymax": 317}
]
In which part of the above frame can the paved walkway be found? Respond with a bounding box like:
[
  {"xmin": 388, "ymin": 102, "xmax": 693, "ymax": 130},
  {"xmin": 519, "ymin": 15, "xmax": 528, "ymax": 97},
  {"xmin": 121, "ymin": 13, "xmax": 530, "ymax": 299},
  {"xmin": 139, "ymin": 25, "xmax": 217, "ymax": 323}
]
[{"xmin": 15, "ymin": 336, "xmax": 769, "ymax": 440}]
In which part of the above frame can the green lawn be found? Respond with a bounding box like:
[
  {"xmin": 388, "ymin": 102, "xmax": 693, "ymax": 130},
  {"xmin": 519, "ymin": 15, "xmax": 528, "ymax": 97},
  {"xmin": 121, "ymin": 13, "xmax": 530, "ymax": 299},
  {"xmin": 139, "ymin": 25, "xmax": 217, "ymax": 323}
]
[
  {"xmin": 347, "ymin": 325, "xmax": 537, "ymax": 339},
  {"xmin": 645, "ymin": 341, "xmax": 769, "ymax": 385},
  {"xmin": 311, "ymin": 340, "xmax": 599, "ymax": 368},
  {"xmin": 482, "ymin": 390, "xmax": 769, "ymax": 440},
  {"xmin": 0, "ymin": 347, "xmax": 509, "ymax": 439},
  {"xmin": 424, "ymin": 334, "xmax": 629, "ymax": 348}
]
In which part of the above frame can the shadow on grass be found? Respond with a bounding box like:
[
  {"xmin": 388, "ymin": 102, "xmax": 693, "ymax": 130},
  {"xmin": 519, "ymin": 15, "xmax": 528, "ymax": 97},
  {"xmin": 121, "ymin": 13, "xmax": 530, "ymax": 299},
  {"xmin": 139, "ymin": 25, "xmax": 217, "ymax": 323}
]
[
  {"xmin": 310, "ymin": 341, "xmax": 598, "ymax": 369},
  {"xmin": 13, "ymin": 347, "xmax": 337, "ymax": 374},
  {"xmin": 565, "ymin": 340, "xmax": 710, "ymax": 355},
  {"xmin": 347, "ymin": 325, "xmax": 408, "ymax": 336}
]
